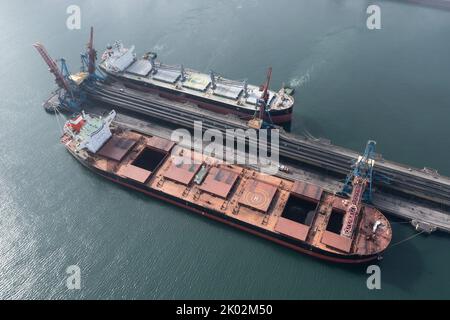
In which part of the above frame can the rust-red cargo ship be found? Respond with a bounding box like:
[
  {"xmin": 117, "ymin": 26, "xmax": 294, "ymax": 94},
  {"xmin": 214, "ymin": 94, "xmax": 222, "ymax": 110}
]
[{"xmin": 61, "ymin": 111, "xmax": 392, "ymax": 263}]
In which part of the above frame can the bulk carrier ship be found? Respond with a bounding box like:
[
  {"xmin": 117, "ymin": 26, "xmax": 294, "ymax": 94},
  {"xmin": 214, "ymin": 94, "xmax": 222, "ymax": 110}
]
[
  {"xmin": 99, "ymin": 41, "xmax": 295, "ymax": 124},
  {"xmin": 61, "ymin": 111, "xmax": 392, "ymax": 263}
]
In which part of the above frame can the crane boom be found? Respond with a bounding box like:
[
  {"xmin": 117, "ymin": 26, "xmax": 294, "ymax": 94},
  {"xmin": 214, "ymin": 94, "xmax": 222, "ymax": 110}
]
[
  {"xmin": 33, "ymin": 42, "xmax": 71, "ymax": 92},
  {"xmin": 341, "ymin": 176, "xmax": 367, "ymax": 237},
  {"xmin": 259, "ymin": 67, "xmax": 272, "ymax": 119},
  {"xmin": 87, "ymin": 26, "xmax": 96, "ymax": 74}
]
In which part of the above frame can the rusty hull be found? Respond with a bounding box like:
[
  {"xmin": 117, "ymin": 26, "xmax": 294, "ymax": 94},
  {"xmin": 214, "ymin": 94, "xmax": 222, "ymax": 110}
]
[{"xmin": 63, "ymin": 128, "xmax": 392, "ymax": 258}]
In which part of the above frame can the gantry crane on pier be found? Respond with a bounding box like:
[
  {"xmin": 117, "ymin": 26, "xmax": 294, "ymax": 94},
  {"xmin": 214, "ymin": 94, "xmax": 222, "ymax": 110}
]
[
  {"xmin": 341, "ymin": 140, "xmax": 376, "ymax": 202},
  {"xmin": 339, "ymin": 140, "xmax": 377, "ymax": 238}
]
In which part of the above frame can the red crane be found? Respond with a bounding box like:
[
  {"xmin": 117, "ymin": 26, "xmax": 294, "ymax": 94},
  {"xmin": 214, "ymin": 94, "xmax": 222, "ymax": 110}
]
[
  {"xmin": 33, "ymin": 42, "xmax": 71, "ymax": 92},
  {"xmin": 341, "ymin": 176, "xmax": 367, "ymax": 238},
  {"xmin": 259, "ymin": 67, "xmax": 272, "ymax": 120}
]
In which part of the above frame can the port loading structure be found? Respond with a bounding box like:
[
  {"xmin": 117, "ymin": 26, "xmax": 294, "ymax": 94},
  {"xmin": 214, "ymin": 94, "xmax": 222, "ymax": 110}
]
[
  {"xmin": 33, "ymin": 27, "xmax": 103, "ymax": 113},
  {"xmin": 34, "ymin": 28, "xmax": 450, "ymax": 234}
]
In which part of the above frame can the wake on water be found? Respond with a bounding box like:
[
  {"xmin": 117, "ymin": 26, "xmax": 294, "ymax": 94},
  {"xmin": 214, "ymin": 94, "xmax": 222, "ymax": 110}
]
[{"xmin": 288, "ymin": 64, "xmax": 316, "ymax": 88}]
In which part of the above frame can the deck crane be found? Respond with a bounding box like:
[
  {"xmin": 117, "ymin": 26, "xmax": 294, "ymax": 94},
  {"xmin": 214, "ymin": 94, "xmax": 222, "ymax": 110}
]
[
  {"xmin": 339, "ymin": 140, "xmax": 377, "ymax": 238},
  {"xmin": 341, "ymin": 140, "xmax": 376, "ymax": 201},
  {"xmin": 33, "ymin": 42, "xmax": 72, "ymax": 93},
  {"xmin": 259, "ymin": 66, "xmax": 272, "ymax": 120},
  {"xmin": 87, "ymin": 26, "xmax": 96, "ymax": 74},
  {"xmin": 248, "ymin": 67, "xmax": 274, "ymax": 129},
  {"xmin": 33, "ymin": 42, "xmax": 83, "ymax": 111}
]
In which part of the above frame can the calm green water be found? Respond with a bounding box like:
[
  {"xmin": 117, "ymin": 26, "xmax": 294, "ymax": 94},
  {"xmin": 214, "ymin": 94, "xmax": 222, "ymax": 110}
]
[{"xmin": 0, "ymin": 0, "xmax": 449, "ymax": 299}]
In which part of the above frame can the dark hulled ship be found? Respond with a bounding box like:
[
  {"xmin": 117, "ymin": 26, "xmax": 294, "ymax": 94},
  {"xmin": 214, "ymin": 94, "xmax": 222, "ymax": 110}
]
[{"xmin": 61, "ymin": 111, "xmax": 392, "ymax": 263}]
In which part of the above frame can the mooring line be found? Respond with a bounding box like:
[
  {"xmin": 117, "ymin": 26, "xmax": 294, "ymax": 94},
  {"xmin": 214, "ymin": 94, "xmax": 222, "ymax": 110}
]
[{"xmin": 387, "ymin": 230, "xmax": 425, "ymax": 250}]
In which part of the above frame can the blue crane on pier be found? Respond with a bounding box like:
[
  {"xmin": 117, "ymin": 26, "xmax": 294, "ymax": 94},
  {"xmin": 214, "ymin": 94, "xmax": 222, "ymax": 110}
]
[{"xmin": 341, "ymin": 140, "xmax": 377, "ymax": 203}]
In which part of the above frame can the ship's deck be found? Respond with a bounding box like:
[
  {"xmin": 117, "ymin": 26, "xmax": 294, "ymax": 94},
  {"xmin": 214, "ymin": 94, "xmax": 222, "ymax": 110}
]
[{"xmin": 67, "ymin": 126, "xmax": 392, "ymax": 257}]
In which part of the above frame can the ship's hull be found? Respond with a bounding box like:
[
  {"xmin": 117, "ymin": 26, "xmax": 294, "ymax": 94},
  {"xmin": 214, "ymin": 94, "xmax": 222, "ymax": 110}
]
[
  {"xmin": 107, "ymin": 74, "xmax": 294, "ymax": 125},
  {"xmin": 67, "ymin": 147, "xmax": 382, "ymax": 264}
]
